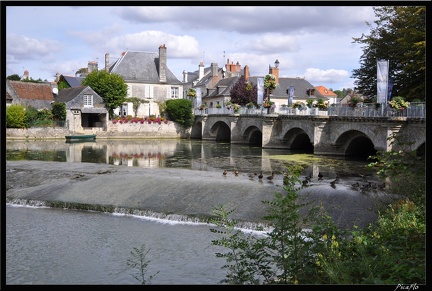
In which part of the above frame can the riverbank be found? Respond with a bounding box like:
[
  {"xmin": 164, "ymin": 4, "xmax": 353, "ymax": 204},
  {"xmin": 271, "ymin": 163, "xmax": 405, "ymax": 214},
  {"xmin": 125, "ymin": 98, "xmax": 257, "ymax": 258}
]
[
  {"xmin": 5, "ymin": 121, "xmax": 190, "ymax": 140},
  {"xmin": 5, "ymin": 161, "xmax": 385, "ymax": 229}
]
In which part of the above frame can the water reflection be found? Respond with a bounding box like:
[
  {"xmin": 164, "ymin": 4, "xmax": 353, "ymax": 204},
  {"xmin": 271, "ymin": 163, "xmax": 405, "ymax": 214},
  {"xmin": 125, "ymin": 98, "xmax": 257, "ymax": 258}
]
[{"xmin": 5, "ymin": 139, "xmax": 378, "ymax": 179}]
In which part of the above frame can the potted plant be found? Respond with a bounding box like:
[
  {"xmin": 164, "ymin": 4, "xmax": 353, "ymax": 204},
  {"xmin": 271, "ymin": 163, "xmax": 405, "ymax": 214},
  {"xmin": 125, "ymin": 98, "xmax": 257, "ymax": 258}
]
[
  {"xmin": 186, "ymin": 88, "xmax": 196, "ymax": 98},
  {"xmin": 215, "ymin": 104, "xmax": 222, "ymax": 109},
  {"xmin": 199, "ymin": 104, "xmax": 207, "ymax": 110},
  {"xmin": 246, "ymin": 102, "xmax": 255, "ymax": 109},
  {"xmin": 292, "ymin": 102, "xmax": 304, "ymax": 109},
  {"xmin": 306, "ymin": 99, "xmax": 315, "ymax": 108},
  {"xmin": 389, "ymin": 96, "xmax": 410, "ymax": 110},
  {"xmin": 316, "ymin": 98, "xmax": 328, "ymax": 110},
  {"xmin": 233, "ymin": 103, "xmax": 241, "ymax": 113}
]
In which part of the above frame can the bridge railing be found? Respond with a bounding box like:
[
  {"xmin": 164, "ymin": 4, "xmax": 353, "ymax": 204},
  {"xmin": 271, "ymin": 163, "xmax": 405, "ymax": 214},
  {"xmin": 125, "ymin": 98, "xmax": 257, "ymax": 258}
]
[{"xmin": 194, "ymin": 103, "xmax": 425, "ymax": 118}]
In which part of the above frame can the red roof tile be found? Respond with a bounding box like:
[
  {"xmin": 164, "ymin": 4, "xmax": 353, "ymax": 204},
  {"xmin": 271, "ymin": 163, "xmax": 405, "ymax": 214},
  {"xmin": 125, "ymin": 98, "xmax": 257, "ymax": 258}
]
[{"xmin": 9, "ymin": 81, "xmax": 54, "ymax": 101}]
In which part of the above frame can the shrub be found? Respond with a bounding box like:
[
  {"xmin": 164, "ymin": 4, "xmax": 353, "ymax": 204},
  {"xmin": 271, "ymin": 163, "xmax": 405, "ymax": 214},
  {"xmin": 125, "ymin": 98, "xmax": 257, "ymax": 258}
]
[
  {"xmin": 51, "ymin": 102, "xmax": 66, "ymax": 121},
  {"xmin": 25, "ymin": 106, "xmax": 39, "ymax": 127},
  {"xmin": 165, "ymin": 99, "xmax": 194, "ymax": 128},
  {"xmin": 6, "ymin": 104, "xmax": 27, "ymax": 128}
]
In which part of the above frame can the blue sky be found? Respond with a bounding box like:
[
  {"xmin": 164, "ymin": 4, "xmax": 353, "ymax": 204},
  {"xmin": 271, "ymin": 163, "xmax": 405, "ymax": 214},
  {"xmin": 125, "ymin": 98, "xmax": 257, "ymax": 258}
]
[{"xmin": 5, "ymin": 5, "xmax": 377, "ymax": 91}]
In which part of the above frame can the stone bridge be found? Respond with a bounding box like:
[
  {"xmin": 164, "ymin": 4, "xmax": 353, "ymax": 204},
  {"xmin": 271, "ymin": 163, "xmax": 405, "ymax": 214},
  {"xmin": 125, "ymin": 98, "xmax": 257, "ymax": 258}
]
[{"xmin": 191, "ymin": 115, "xmax": 426, "ymax": 157}]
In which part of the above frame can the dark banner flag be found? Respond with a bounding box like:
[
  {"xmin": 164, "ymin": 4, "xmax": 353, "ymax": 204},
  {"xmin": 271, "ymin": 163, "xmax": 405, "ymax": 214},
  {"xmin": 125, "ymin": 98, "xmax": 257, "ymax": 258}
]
[
  {"xmin": 288, "ymin": 86, "xmax": 295, "ymax": 106},
  {"xmin": 387, "ymin": 77, "xmax": 394, "ymax": 101}
]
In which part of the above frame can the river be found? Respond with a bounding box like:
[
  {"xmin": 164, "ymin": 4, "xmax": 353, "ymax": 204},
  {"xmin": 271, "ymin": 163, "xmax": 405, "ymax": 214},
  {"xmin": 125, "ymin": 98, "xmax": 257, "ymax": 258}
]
[{"xmin": 6, "ymin": 138, "xmax": 385, "ymax": 285}]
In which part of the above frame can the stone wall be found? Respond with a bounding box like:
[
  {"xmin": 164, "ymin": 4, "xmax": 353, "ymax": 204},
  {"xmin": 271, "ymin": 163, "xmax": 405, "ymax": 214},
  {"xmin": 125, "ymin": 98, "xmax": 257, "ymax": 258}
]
[{"xmin": 6, "ymin": 121, "xmax": 191, "ymax": 140}]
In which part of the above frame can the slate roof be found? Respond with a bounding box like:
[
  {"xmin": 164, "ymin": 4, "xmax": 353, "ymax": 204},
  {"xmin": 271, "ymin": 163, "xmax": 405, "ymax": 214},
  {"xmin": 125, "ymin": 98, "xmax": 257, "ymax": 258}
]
[
  {"xmin": 248, "ymin": 76, "xmax": 325, "ymax": 99},
  {"xmin": 204, "ymin": 76, "xmax": 240, "ymax": 97},
  {"xmin": 7, "ymin": 80, "xmax": 55, "ymax": 101},
  {"xmin": 61, "ymin": 75, "xmax": 85, "ymax": 87},
  {"xmin": 109, "ymin": 50, "xmax": 182, "ymax": 84},
  {"xmin": 55, "ymin": 86, "xmax": 94, "ymax": 103}
]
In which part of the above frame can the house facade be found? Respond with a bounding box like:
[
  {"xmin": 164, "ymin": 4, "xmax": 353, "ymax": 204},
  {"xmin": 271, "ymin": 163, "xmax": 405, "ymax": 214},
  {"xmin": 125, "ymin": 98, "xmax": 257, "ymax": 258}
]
[
  {"xmin": 55, "ymin": 86, "xmax": 108, "ymax": 133},
  {"xmin": 315, "ymin": 86, "xmax": 339, "ymax": 105},
  {"xmin": 105, "ymin": 44, "xmax": 183, "ymax": 117},
  {"xmin": 187, "ymin": 59, "xmax": 326, "ymax": 112}
]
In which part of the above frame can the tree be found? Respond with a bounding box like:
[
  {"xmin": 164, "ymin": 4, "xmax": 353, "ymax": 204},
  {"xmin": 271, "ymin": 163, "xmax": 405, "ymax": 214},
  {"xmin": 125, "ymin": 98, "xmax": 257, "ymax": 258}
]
[
  {"xmin": 165, "ymin": 99, "xmax": 194, "ymax": 128},
  {"xmin": 229, "ymin": 76, "xmax": 258, "ymax": 106},
  {"xmin": 7, "ymin": 74, "xmax": 21, "ymax": 81},
  {"xmin": 82, "ymin": 70, "xmax": 128, "ymax": 118},
  {"xmin": 351, "ymin": 6, "xmax": 425, "ymax": 101}
]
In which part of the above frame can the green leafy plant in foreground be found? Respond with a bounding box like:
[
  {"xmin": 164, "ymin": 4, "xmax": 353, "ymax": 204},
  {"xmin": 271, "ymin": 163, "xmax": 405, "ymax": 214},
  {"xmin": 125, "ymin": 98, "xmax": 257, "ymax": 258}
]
[{"xmin": 126, "ymin": 243, "xmax": 160, "ymax": 284}]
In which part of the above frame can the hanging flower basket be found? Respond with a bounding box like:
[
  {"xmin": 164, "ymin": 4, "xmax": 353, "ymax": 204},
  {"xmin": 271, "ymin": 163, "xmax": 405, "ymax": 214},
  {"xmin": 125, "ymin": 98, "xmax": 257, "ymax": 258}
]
[{"xmin": 264, "ymin": 74, "xmax": 277, "ymax": 90}]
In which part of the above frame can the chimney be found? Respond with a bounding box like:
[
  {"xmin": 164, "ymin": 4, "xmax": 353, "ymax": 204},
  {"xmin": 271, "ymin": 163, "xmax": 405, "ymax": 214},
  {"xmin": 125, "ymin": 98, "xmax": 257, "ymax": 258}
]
[
  {"xmin": 55, "ymin": 72, "xmax": 60, "ymax": 83},
  {"xmin": 244, "ymin": 65, "xmax": 250, "ymax": 82},
  {"xmin": 105, "ymin": 53, "xmax": 110, "ymax": 72},
  {"xmin": 88, "ymin": 61, "xmax": 98, "ymax": 74},
  {"xmin": 211, "ymin": 62, "xmax": 218, "ymax": 86},
  {"xmin": 158, "ymin": 44, "xmax": 167, "ymax": 83},
  {"xmin": 183, "ymin": 70, "xmax": 188, "ymax": 83},
  {"xmin": 198, "ymin": 61, "xmax": 204, "ymax": 81},
  {"xmin": 269, "ymin": 66, "xmax": 279, "ymax": 85}
]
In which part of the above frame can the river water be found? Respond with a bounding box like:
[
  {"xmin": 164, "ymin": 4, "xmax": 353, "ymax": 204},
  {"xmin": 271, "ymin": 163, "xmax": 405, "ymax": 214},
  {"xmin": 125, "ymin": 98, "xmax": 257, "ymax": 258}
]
[{"xmin": 6, "ymin": 138, "xmax": 384, "ymax": 285}]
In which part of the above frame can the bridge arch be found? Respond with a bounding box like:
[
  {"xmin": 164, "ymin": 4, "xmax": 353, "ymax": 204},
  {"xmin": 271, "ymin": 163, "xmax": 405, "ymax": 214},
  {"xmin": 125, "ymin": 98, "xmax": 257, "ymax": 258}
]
[
  {"xmin": 190, "ymin": 121, "xmax": 203, "ymax": 139},
  {"xmin": 281, "ymin": 128, "xmax": 313, "ymax": 152},
  {"xmin": 242, "ymin": 126, "xmax": 262, "ymax": 146},
  {"xmin": 210, "ymin": 121, "xmax": 231, "ymax": 141},
  {"xmin": 334, "ymin": 130, "xmax": 377, "ymax": 159}
]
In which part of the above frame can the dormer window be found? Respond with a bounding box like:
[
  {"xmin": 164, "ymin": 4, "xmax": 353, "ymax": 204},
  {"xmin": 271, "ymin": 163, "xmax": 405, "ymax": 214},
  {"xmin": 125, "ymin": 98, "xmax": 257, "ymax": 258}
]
[
  {"xmin": 306, "ymin": 89, "xmax": 315, "ymax": 96},
  {"xmin": 83, "ymin": 94, "xmax": 93, "ymax": 107}
]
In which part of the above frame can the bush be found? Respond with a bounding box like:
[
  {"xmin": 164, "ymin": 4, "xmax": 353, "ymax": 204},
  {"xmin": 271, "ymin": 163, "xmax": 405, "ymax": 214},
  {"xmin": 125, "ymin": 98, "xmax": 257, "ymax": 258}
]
[
  {"xmin": 25, "ymin": 106, "xmax": 39, "ymax": 127},
  {"xmin": 165, "ymin": 99, "xmax": 194, "ymax": 128},
  {"xmin": 6, "ymin": 104, "xmax": 27, "ymax": 128},
  {"xmin": 51, "ymin": 102, "xmax": 66, "ymax": 121}
]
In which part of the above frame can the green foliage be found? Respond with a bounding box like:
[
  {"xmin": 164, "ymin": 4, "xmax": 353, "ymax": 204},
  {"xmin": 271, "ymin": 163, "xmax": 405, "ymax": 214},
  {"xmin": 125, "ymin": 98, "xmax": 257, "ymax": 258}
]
[
  {"xmin": 82, "ymin": 70, "xmax": 128, "ymax": 118},
  {"xmin": 51, "ymin": 102, "xmax": 66, "ymax": 121},
  {"xmin": 6, "ymin": 104, "xmax": 27, "ymax": 128},
  {"xmin": 352, "ymin": 6, "xmax": 425, "ymax": 101},
  {"xmin": 57, "ymin": 79, "xmax": 71, "ymax": 90},
  {"xmin": 7, "ymin": 74, "xmax": 21, "ymax": 81},
  {"xmin": 388, "ymin": 96, "xmax": 410, "ymax": 109},
  {"xmin": 210, "ymin": 165, "xmax": 332, "ymax": 284},
  {"xmin": 126, "ymin": 243, "xmax": 159, "ymax": 284},
  {"xmin": 165, "ymin": 99, "xmax": 194, "ymax": 128},
  {"xmin": 316, "ymin": 199, "xmax": 425, "ymax": 284},
  {"xmin": 24, "ymin": 106, "xmax": 40, "ymax": 127}
]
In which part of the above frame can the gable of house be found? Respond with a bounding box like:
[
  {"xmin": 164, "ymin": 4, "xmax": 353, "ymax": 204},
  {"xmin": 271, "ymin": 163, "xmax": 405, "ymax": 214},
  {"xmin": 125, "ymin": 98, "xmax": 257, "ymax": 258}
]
[
  {"xmin": 55, "ymin": 86, "xmax": 106, "ymax": 112},
  {"xmin": 6, "ymin": 80, "xmax": 55, "ymax": 109}
]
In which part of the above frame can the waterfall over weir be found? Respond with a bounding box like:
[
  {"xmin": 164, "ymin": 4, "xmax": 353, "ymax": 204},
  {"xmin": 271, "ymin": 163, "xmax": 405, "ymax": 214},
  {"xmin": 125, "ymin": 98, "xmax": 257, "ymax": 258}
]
[{"xmin": 6, "ymin": 161, "xmax": 388, "ymax": 230}]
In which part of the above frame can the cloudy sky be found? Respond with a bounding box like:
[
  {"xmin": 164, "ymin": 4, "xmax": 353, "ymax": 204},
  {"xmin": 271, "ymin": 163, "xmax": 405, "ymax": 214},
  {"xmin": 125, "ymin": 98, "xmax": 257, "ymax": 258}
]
[{"xmin": 5, "ymin": 5, "xmax": 377, "ymax": 91}]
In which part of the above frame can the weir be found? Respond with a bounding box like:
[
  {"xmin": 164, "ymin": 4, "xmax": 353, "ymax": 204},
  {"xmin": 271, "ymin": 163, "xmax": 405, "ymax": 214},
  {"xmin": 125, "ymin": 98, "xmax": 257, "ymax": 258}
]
[{"xmin": 6, "ymin": 161, "xmax": 390, "ymax": 229}]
